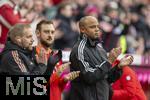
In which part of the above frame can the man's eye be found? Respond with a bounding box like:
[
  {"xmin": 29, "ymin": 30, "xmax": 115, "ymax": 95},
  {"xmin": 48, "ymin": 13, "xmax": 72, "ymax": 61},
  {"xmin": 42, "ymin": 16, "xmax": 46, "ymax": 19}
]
[
  {"xmin": 44, "ymin": 31, "xmax": 49, "ymax": 33},
  {"xmin": 51, "ymin": 31, "xmax": 55, "ymax": 34},
  {"xmin": 89, "ymin": 26, "xmax": 95, "ymax": 28}
]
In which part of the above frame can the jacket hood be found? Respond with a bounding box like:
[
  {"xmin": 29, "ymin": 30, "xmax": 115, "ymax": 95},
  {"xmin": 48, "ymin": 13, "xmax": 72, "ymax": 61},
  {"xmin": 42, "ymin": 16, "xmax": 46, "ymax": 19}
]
[{"xmin": 1, "ymin": 41, "xmax": 31, "ymax": 54}]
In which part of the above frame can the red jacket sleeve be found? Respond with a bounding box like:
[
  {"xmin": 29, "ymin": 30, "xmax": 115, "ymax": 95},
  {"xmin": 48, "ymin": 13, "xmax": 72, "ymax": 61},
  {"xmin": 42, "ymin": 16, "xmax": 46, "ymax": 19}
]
[
  {"xmin": 0, "ymin": 5, "xmax": 27, "ymax": 27},
  {"xmin": 112, "ymin": 67, "xmax": 146, "ymax": 100},
  {"xmin": 50, "ymin": 72, "xmax": 67, "ymax": 92},
  {"xmin": 50, "ymin": 72, "xmax": 60, "ymax": 84},
  {"xmin": 112, "ymin": 89, "xmax": 130, "ymax": 100},
  {"xmin": 58, "ymin": 76, "xmax": 67, "ymax": 92}
]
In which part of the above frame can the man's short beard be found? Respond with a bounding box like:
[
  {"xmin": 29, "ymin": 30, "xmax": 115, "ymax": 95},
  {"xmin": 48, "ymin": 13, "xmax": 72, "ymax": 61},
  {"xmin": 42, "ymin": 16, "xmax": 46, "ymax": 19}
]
[{"xmin": 41, "ymin": 40, "xmax": 51, "ymax": 48}]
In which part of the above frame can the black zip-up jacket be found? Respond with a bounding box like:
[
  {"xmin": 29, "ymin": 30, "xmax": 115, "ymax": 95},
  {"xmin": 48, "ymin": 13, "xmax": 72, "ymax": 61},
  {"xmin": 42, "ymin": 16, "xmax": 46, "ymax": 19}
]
[
  {"xmin": 69, "ymin": 34, "xmax": 122, "ymax": 100},
  {"xmin": 0, "ymin": 41, "xmax": 61, "ymax": 75}
]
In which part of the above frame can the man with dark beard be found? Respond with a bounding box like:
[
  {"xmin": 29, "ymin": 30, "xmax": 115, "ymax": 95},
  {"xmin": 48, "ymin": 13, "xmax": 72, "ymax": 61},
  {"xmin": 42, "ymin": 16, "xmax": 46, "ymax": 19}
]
[
  {"xmin": 69, "ymin": 16, "xmax": 134, "ymax": 100},
  {"xmin": 35, "ymin": 20, "xmax": 80, "ymax": 100},
  {"xmin": 35, "ymin": 20, "xmax": 62, "ymax": 76}
]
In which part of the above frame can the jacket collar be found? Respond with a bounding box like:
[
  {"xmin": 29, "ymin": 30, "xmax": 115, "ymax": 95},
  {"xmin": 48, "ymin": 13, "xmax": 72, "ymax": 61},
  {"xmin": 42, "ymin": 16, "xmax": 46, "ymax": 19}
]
[
  {"xmin": 3, "ymin": 41, "xmax": 31, "ymax": 54},
  {"xmin": 80, "ymin": 33, "xmax": 100, "ymax": 47}
]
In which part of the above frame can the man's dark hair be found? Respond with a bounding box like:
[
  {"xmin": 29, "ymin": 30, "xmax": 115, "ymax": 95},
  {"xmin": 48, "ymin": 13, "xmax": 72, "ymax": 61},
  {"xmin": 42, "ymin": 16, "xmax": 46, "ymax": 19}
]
[
  {"xmin": 57, "ymin": 2, "xmax": 71, "ymax": 13},
  {"xmin": 36, "ymin": 20, "xmax": 53, "ymax": 31}
]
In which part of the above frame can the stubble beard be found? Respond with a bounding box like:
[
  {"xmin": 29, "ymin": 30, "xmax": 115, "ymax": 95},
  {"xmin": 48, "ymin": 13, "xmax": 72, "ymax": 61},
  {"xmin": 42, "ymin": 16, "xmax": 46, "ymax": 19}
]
[{"xmin": 41, "ymin": 40, "xmax": 52, "ymax": 48}]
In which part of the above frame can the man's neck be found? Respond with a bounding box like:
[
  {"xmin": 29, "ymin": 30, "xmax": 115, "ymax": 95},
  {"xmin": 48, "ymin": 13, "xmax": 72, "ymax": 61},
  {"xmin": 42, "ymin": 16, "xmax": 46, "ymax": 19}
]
[{"xmin": 38, "ymin": 42, "xmax": 51, "ymax": 51}]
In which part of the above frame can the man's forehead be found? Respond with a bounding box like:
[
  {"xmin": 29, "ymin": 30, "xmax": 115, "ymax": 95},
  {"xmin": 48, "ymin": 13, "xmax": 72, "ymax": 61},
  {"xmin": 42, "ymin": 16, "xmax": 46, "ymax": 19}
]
[
  {"xmin": 84, "ymin": 17, "xmax": 98, "ymax": 24},
  {"xmin": 24, "ymin": 27, "xmax": 32, "ymax": 32},
  {"xmin": 23, "ymin": 28, "xmax": 32, "ymax": 35},
  {"xmin": 84, "ymin": 20, "xmax": 99, "ymax": 27},
  {"xmin": 41, "ymin": 24, "xmax": 55, "ymax": 29}
]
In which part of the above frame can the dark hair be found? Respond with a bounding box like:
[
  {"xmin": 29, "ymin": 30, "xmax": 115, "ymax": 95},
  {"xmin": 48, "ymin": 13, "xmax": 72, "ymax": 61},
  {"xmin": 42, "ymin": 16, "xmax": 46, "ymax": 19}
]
[
  {"xmin": 57, "ymin": 2, "xmax": 71, "ymax": 13},
  {"xmin": 36, "ymin": 20, "xmax": 53, "ymax": 31}
]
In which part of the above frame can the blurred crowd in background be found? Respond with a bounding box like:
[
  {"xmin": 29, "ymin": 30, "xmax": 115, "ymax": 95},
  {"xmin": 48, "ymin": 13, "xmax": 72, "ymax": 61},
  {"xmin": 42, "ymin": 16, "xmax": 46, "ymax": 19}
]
[
  {"xmin": 1, "ymin": 0, "xmax": 150, "ymax": 54},
  {"xmin": 0, "ymin": 0, "xmax": 150, "ymax": 99}
]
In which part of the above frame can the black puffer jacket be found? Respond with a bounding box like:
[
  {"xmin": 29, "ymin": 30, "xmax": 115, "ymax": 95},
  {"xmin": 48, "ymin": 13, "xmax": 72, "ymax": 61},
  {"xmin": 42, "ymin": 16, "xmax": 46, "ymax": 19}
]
[{"xmin": 69, "ymin": 34, "xmax": 122, "ymax": 100}]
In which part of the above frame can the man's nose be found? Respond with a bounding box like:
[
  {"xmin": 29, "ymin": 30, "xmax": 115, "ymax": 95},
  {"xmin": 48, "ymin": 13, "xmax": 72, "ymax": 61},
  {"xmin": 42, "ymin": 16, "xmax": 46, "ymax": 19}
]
[
  {"xmin": 96, "ymin": 27, "xmax": 100, "ymax": 31},
  {"xmin": 31, "ymin": 38, "xmax": 34, "ymax": 43},
  {"xmin": 49, "ymin": 33, "xmax": 54, "ymax": 38}
]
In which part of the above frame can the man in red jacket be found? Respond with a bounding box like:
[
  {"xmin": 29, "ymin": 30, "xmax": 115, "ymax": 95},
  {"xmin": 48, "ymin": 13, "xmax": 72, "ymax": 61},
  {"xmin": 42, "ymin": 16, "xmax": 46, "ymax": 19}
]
[
  {"xmin": 0, "ymin": 0, "xmax": 28, "ymax": 52},
  {"xmin": 35, "ymin": 20, "xmax": 80, "ymax": 100},
  {"xmin": 112, "ymin": 65, "xmax": 147, "ymax": 100}
]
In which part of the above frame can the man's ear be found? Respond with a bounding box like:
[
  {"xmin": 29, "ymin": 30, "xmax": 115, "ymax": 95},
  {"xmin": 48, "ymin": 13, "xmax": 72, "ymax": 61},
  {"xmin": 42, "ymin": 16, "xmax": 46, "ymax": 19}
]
[
  {"xmin": 80, "ymin": 26, "xmax": 85, "ymax": 33},
  {"xmin": 15, "ymin": 36, "xmax": 22, "ymax": 43},
  {"xmin": 36, "ymin": 30, "xmax": 40, "ymax": 37}
]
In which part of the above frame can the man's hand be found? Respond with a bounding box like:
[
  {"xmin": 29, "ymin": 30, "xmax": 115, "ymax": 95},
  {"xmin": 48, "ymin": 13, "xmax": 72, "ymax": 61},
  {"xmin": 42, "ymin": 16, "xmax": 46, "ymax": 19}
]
[
  {"xmin": 108, "ymin": 47, "xmax": 122, "ymax": 64},
  {"xmin": 56, "ymin": 62, "xmax": 71, "ymax": 76},
  {"xmin": 118, "ymin": 55, "xmax": 134, "ymax": 69},
  {"xmin": 64, "ymin": 71, "xmax": 80, "ymax": 82},
  {"xmin": 36, "ymin": 48, "xmax": 47, "ymax": 65}
]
